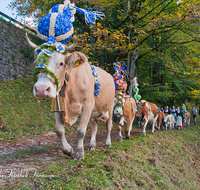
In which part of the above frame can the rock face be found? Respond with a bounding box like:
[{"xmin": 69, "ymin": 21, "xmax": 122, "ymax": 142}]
[{"xmin": 0, "ymin": 19, "xmax": 40, "ymax": 81}]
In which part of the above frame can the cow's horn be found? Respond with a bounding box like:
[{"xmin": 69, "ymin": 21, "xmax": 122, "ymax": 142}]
[
  {"xmin": 25, "ymin": 33, "xmax": 37, "ymax": 49},
  {"xmin": 65, "ymin": 36, "xmax": 77, "ymax": 51}
]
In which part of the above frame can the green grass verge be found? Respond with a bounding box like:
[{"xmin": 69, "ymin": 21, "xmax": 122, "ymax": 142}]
[
  {"xmin": 3, "ymin": 125, "xmax": 200, "ymax": 190},
  {"xmin": 0, "ymin": 78, "xmax": 55, "ymax": 142}
]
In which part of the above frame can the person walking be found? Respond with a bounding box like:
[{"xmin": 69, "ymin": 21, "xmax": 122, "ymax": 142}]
[
  {"xmin": 191, "ymin": 105, "xmax": 197, "ymax": 125},
  {"xmin": 164, "ymin": 106, "xmax": 169, "ymax": 114},
  {"xmin": 171, "ymin": 106, "xmax": 176, "ymax": 125},
  {"xmin": 176, "ymin": 107, "xmax": 183, "ymax": 130}
]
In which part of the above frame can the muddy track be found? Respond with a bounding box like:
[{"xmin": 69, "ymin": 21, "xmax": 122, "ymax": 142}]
[{"xmin": 0, "ymin": 121, "xmax": 198, "ymax": 187}]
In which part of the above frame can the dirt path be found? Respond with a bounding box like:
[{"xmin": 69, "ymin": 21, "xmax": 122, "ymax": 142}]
[{"xmin": 0, "ymin": 121, "xmax": 198, "ymax": 187}]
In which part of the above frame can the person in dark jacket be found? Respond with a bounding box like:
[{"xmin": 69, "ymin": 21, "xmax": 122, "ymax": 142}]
[{"xmin": 164, "ymin": 106, "xmax": 169, "ymax": 114}]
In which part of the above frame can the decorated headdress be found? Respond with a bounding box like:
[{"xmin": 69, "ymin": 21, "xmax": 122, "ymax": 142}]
[
  {"xmin": 26, "ymin": 0, "xmax": 104, "ymax": 90},
  {"xmin": 113, "ymin": 61, "xmax": 128, "ymax": 96},
  {"xmin": 37, "ymin": 0, "xmax": 104, "ymax": 45},
  {"xmin": 112, "ymin": 61, "xmax": 128, "ymax": 112}
]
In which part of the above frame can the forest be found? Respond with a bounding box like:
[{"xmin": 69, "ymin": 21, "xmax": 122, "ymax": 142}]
[{"xmin": 9, "ymin": 0, "xmax": 200, "ymax": 107}]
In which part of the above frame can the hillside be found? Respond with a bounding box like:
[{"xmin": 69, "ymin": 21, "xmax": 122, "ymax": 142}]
[
  {"xmin": 0, "ymin": 125, "xmax": 199, "ymax": 189},
  {"xmin": 0, "ymin": 77, "xmax": 200, "ymax": 189},
  {"xmin": 0, "ymin": 78, "xmax": 55, "ymax": 142}
]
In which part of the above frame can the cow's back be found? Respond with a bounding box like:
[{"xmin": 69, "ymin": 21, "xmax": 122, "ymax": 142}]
[
  {"xmin": 186, "ymin": 111, "xmax": 190, "ymax": 120},
  {"xmin": 64, "ymin": 63, "xmax": 114, "ymax": 123},
  {"xmin": 123, "ymin": 97, "xmax": 136, "ymax": 119},
  {"xmin": 93, "ymin": 66, "xmax": 115, "ymax": 113},
  {"xmin": 158, "ymin": 112, "xmax": 165, "ymax": 123},
  {"xmin": 148, "ymin": 102, "xmax": 158, "ymax": 116}
]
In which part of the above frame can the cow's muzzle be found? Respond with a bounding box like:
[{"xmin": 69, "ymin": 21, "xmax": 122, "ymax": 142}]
[{"xmin": 34, "ymin": 85, "xmax": 51, "ymax": 98}]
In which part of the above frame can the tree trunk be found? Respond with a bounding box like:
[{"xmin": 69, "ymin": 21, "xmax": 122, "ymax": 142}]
[{"xmin": 128, "ymin": 47, "xmax": 138, "ymax": 96}]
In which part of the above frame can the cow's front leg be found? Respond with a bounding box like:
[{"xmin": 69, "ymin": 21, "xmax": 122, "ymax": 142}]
[
  {"xmin": 75, "ymin": 109, "xmax": 92, "ymax": 160},
  {"xmin": 142, "ymin": 118, "xmax": 148, "ymax": 136},
  {"xmin": 55, "ymin": 112, "xmax": 74, "ymax": 156},
  {"xmin": 116, "ymin": 124, "xmax": 123, "ymax": 142},
  {"xmin": 152, "ymin": 115, "xmax": 158, "ymax": 133},
  {"xmin": 158, "ymin": 123, "xmax": 161, "ymax": 131},
  {"xmin": 125, "ymin": 116, "xmax": 135, "ymax": 139},
  {"xmin": 88, "ymin": 120, "xmax": 97, "ymax": 150},
  {"xmin": 104, "ymin": 112, "xmax": 113, "ymax": 148}
]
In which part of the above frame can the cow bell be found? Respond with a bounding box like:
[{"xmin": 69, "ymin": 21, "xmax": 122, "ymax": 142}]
[
  {"xmin": 51, "ymin": 95, "xmax": 65, "ymax": 112},
  {"xmin": 113, "ymin": 113, "xmax": 121, "ymax": 124}
]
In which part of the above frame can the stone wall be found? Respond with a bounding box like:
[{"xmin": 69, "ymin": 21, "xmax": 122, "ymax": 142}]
[{"xmin": 0, "ymin": 19, "xmax": 40, "ymax": 80}]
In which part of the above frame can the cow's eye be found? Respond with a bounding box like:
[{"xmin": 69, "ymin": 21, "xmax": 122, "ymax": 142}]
[{"xmin": 60, "ymin": 62, "xmax": 64, "ymax": 66}]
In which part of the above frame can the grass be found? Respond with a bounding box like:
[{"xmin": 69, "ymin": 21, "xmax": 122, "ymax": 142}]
[
  {"xmin": 0, "ymin": 78, "xmax": 55, "ymax": 142},
  {"xmin": 1, "ymin": 125, "xmax": 199, "ymax": 190},
  {"xmin": 0, "ymin": 77, "xmax": 200, "ymax": 189}
]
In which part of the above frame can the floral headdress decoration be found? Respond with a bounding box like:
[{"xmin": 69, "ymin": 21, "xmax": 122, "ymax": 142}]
[
  {"xmin": 31, "ymin": 0, "xmax": 104, "ymax": 90},
  {"xmin": 37, "ymin": 0, "xmax": 104, "ymax": 45},
  {"xmin": 112, "ymin": 61, "xmax": 128, "ymax": 111}
]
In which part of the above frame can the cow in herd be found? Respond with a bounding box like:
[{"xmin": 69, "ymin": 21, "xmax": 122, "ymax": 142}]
[
  {"xmin": 113, "ymin": 96, "xmax": 137, "ymax": 141},
  {"xmin": 135, "ymin": 100, "xmax": 158, "ymax": 135},
  {"xmin": 26, "ymin": 34, "xmax": 192, "ymax": 160},
  {"xmin": 184, "ymin": 111, "xmax": 191, "ymax": 127},
  {"xmin": 157, "ymin": 112, "xmax": 166, "ymax": 130},
  {"xmin": 157, "ymin": 112, "xmax": 174, "ymax": 130},
  {"xmin": 163, "ymin": 115, "xmax": 174, "ymax": 130},
  {"xmin": 26, "ymin": 35, "xmax": 115, "ymax": 160}
]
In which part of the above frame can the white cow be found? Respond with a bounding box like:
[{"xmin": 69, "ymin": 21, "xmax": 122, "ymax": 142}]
[{"xmin": 164, "ymin": 114, "xmax": 174, "ymax": 130}]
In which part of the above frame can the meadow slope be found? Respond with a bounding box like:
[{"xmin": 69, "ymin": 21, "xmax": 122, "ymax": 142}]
[{"xmin": 0, "ymin": 78, "xmax": 200, "ymax": 189}]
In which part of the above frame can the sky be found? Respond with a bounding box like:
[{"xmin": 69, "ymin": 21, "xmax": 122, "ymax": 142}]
[
  {"xmin": 0, "ymin": 1, "xmax": 17, "ymax": 19},
  {"xmin": 0, "ymin": 1, "xmax": 37, "ymax": 27}
]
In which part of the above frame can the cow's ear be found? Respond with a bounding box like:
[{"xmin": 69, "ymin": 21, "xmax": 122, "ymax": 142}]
[{"xmin": 65, "ymin": 52, "xmax": 88, "ymax": 72}]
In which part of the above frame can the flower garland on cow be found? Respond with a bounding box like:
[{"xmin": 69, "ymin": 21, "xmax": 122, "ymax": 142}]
[
  {"xmin": 113, "ymin": 61, "xmax": 128, "ymax": 112},
  {"xmin": 130, "ymin": 77, "xmax": 141, "ymax": 111},
  {"xmin": 112, "ymin": 61, "xmax": 142, "ymax": 112},
  {"xmin": 112, "ymin": 61, "xmax": 138, "ymax": 123},
  {"xmin": 26, "ymin": 0, "xmax": 104, "ymax": 112}
]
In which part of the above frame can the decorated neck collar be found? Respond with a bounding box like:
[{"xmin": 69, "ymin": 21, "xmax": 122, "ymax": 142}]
[{"xmin": 33, "ymin": 40, "xmax": 68, "ymax": 90}]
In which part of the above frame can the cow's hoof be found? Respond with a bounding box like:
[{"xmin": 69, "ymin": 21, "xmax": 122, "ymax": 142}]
[
  {"xmin": 142, "ymin": 133, "xmax": 146, "ymax": 136},
  {"xmin": 118, "ymin": 137, "xmax": 123, "ymax": 142},
  {"xmin": 104, "ymin": 144, "xmax": 111, "ymax": 148},
  {"xmin": 125, "ymin": 136, "xmax": 130, "ymax": 139},
  {"xmin": 61, "ymin": 147, "xmax": 74, "ymax": 156},
  {"xmin": 87, "ymin": 145, "xmax": 96, "ymax": 150},
  {"xmin": 74, "ymin": 147, "xmax": 85, "ymax": 161}
]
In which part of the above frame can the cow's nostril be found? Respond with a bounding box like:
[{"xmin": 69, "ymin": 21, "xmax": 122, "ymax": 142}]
[
  {"xmin": 35, "ymin": 86, "xmax": 38, "ymax": 92},
  {"xmin": 46, "ymin": 87, "xmax": 51, "ymax": 92}
]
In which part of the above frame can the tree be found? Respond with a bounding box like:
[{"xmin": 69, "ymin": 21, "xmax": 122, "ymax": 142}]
[{"xmin": 9, "ymin": 0, "xmax": 200, "ymax": 104}]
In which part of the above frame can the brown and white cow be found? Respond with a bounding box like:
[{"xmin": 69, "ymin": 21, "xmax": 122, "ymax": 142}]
[
  {"xmin": 156, "ymin": 112, "xmax": 167, "ymax": 130},
  {"xmin": 113, "ymin": 96, "xmax": 137, "ymax": 141},
  {"xmin": 26, "ymin": 34, "xmax": 115, "ymax": 160},
  {"xmin": 136, "ymin": 100, "xmax": 158, "ymax": 135},
  {"xmin": 164, "ymin": 114, "xmax": 174, "ymax": 130},
  {"xmin": 184, "ymin": 111, "xmax": 190, "ymax": 126}
]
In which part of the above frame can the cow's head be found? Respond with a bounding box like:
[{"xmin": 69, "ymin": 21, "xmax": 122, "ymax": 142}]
[
  {"xmin": 135, "ymin": 100, "xmax": 146, "ymax": 117},
  {"xmin": 26, "ymin": 33, "xmax": 79, "ymax": 98},
  {"xmin": 113, "ymin": 96, "xmax": 125, "ymax": 116},
  {"xmin": 164, "ymin": 116, "xmax": 168, "ymax": 123}
]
